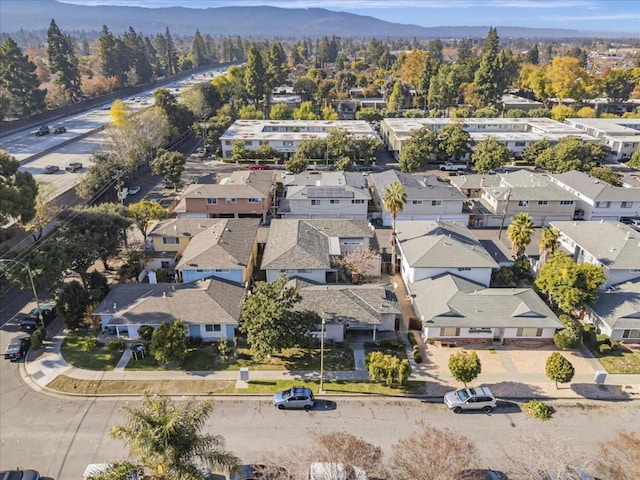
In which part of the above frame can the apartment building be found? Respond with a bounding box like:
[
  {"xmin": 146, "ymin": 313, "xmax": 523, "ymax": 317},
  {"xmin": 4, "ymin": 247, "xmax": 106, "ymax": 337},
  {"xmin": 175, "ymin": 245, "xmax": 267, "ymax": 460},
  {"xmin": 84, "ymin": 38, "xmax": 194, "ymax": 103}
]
[{"xmin": 564, "ymin": 118, "xmax": 640, "ymax": 161}]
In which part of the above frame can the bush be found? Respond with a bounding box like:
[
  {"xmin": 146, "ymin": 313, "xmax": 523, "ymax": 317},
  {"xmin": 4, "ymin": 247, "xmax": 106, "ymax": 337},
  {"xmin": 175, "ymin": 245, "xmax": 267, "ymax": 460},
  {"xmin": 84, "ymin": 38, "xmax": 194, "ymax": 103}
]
[
  {"xmin": 407, "ymin": 331, "xmax": 417, "ymax": 347},
  {"xmin": 82, "ymin": 338, "xmax": 98, "ymax": 352},
  {"xmin": 598, "ymin": 344, "xmax": 612, "ymax": 355},
  {"xmin": 107, "ymin": 340, "xmax": 125, "ymax": 352},
  {"xmin": 365, "ymin": 337, "xmax": 406, "ymax": 350},
  {"xmin": 413, "ymin": 345, "xmax": 422, "ymax": 363},
  {"xmin": 30, "ymin": 329, "xmax": 44, "ymax": 350},
  {"xmin": 138, "ymin": 325, "xmax": 154, "ymax": 342},
  {"xmin": 582, "ymin": 325, "xmax": 597, "ymax": 349},
  {"xmin": 553, "ymin": 326, "xmax": 581, "ymax": 350},
  {"xmin": 522, "ymin": 399, "xmax": 552, "ymax": 421}
]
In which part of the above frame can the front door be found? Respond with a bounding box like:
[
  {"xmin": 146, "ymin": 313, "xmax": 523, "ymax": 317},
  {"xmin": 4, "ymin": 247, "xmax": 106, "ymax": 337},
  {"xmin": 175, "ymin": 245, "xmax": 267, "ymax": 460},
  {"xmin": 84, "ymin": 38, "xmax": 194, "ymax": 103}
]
[{"xmin": 493, "ymin": 328, "xmax": 503, "ymax": 342}]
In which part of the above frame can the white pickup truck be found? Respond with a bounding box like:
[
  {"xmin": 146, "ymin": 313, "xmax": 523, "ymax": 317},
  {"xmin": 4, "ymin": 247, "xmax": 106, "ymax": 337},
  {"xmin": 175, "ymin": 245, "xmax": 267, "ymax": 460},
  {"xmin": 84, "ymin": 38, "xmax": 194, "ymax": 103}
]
[{"xmin": 439, "ymin": 162, "xmax": 468, "ymax": 171}]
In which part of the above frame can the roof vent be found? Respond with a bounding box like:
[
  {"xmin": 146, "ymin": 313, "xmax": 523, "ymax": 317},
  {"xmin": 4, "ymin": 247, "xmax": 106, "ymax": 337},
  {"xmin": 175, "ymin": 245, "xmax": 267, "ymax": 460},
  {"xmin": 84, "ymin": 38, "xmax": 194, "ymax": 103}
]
[
  {"xmin": 113, "ymin": 302, "xmax": 117, "ymax": 310},
  {"xmin": 609, "ymin": 247, "xmax": 615, "ymax": 252},
  {"xmin": 600, "ymin": 219, "xmax": 604, "ymax": 223},
  {"xmin": 163, "ymin": 291, "xmax": 167, "ymax": 298}
]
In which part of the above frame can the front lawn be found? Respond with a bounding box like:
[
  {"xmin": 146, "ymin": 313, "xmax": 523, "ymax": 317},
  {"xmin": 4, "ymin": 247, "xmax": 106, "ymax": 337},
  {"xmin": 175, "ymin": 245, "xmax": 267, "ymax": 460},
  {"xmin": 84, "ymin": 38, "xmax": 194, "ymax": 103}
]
[
  {"xmin": 594, "ymin": 347, "xmax": 640, "ymax": 374},
  {"xmin": 61, "ymin": 333, "xmax": 121, "ymax": 371},
  {"xmin": 364, "ymin": 337, "xmax": 408, "ymax": 360}
]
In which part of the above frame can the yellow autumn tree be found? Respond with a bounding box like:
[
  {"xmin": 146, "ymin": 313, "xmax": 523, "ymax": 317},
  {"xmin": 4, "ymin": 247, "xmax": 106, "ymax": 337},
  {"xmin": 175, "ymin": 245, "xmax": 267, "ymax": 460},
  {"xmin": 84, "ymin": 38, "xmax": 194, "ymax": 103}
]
[
  {"xmin": 548, "ymin": 56, "xmax": 589, "ymax": 102},
  {"xmin": 109, "ymin": 99, "xmax": 131, "ymax": 127},
  {"xmin": 399, "ymin": 49, "xmax": 429, "ymax": 88}
]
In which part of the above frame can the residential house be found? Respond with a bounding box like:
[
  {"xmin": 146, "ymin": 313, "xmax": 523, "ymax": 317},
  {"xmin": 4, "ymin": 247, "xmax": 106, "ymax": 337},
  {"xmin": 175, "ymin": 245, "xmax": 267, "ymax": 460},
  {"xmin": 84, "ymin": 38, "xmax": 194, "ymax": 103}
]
[
  {"xmin": 92, "ymin": 278, "xmax": 245, "ymax": 340},
  {"xmin": 395, "ymin": 220, "xmax": 499, "ymax": 288},
  {"xmin": 177, "ymin": 218, "xmax": 259, "ymax": 284},
  {"xmin": 368, "ymin": 170, "xmax": 469, "ymax": 226},
  {"xmin": 411, "ymin": 273, "xmax": 563, "ymax": 345},
  {"xmin": 583, "ymin": 278, "xmax": 640, "ymax": 343},
  {"xmin": 220, "ymin": 120, "xmax": 377, "ymax": 160},
  {"xmin": 564, "ymin": 118, "xmax": 640, "ymax": 161},
  {"xmin": 549, "ymin": 170, "xmax": 640, "ymax": 221},
  {"xmin": 279, "ymin": 171, "xmax": 371, "ymax": 219},
  {"xmin": 172, "ymin": 170, "xmax": 276, "ymax": 222},
  {"xmin": 449, "ymin": 173, "xmax": 501, "ymax": 199},
  {"xmin": 472, "ymin": 170, "xmax": 578, "ymax": 227},
  {"xmin": 290, "ymin": 278, "xmax": 400, "ymax": 342},
  {"xmin": 550, "ymin": 220, "xmax": 640, "ymax": 288},
  {"xmin": 261, "ymin": 219, "xmax": 375, "ymax": 283}
]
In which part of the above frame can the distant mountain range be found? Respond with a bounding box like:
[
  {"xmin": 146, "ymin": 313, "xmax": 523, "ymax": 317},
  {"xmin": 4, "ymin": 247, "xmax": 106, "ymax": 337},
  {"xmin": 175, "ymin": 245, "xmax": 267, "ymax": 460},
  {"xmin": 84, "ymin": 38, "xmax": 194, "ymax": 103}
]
[{"xmin": 0, "ymin": 0, "xmax": 635, "ymax": 38}]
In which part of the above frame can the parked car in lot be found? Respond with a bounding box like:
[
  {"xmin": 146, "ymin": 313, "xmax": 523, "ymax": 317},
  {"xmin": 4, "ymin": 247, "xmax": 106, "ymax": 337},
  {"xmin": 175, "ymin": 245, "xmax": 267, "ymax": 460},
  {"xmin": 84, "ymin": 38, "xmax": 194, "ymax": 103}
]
[
  {"xmin": 53, "ymin": 126, "xmax": 67, "ymax": 134},
  {"xmin": 249, "ymin": 161, "xmax": 269, "ymax": 170},
  {"xmin": 43, "ymin": 165, "xmax": 60, "ymax": 174},
  {"xmin": 0, "ymin": 469, "xmax": 40, "ymax": 480},
  {"xmin": 444, "ymin": 386, "xmax": 497, "ymax": 413},
  {"xmin": 65, "ymin": 162, "xmax": 83, "ymax": 172},
  {"xmin": 35, "ymin": 125, "xmax": 50, "ymax": 136},
  {"xmin": 4, "ymin": 336, "xmax": 31, "ymax": 361},
  {"xmin": 127, "ymin": 186, "xmax": 141, "ymax": 195},
  {"xmin": 273, "ymin": 386, "xmax": 315, "ymax": 410}
]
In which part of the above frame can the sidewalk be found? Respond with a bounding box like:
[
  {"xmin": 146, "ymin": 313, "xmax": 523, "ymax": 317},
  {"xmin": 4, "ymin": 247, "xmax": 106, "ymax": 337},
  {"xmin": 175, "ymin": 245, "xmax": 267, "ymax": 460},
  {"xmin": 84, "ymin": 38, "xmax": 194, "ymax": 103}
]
[{"xmin": 21, "ymin": 318, "xmax": 640, "ymax": 401}]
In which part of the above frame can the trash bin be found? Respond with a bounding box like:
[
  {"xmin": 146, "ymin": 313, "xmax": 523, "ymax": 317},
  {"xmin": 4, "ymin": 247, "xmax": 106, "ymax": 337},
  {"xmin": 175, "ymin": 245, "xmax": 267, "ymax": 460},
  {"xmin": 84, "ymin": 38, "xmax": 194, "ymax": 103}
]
[
  {"xmin": 240, "ymin": 367, "xmax": 249, "ymax": 382},
  {"xmin": 594, "ymin": 370, "xmax": 606, "ymax": 384}
]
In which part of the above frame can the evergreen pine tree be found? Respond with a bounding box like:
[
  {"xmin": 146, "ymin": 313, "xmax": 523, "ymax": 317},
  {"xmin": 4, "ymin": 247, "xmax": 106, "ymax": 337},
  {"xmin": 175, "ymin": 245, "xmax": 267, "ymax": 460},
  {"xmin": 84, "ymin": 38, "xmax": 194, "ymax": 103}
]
[
  {"xmin": 47, "ymin": 19, "xmax": 82, "ymax": 102},
  {"xmin": 474, "ymin": 26, "xmax": 502, "ymax": 107}
]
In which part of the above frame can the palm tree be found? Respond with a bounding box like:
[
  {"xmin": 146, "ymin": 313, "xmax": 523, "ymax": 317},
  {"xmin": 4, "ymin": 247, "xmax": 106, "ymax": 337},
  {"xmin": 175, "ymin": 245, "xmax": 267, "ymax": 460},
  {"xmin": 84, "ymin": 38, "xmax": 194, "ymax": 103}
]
[
  {"xmin": 538, "ymin": 226, "xmax": 560, "ymax": 264},
  {"xmin": 506, "ymin": 213, "xmax": 534, "ymax": 258},
  {"xmin": 95, "ymin": 394, "xmax": 240, "ymax": 480},
  {"xmin": 383, "ymin": 180, "xmax": 407, "ymax": 274}
]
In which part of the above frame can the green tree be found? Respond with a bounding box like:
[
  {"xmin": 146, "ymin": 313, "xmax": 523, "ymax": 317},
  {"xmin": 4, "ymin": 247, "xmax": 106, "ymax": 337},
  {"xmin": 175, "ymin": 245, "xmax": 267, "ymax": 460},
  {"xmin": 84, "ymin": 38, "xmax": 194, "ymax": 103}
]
[
  {"xmin": 506, "ymin": 213, "xmax": 534, "ymax": 258},
  {"xmin": 244, "ymin": 44, "xmax": 266, "ymax": 109},
  {"xmin": 590, "ymin": 166, "xmax": 622, "ymax": 186},
  {"xmin": 474, "ymin": 27, "xmax": 502, "ymax": 107},
  {"xmin": 128, "ymin": 200, "xmax": 167, "ymax": 239},
  {"xmin": 521, "ymin": 139, "xmax": 551, "ymax": 165},
  {"xmin": 383, "ymin": 181, "xmax": 407, "ymax": 275},
  {"xmin": 153, "ymin": 88, "xmax": 194, "ymax": 133},
  {"xmin": 553, "ymin": 325, "xmax": 581, "ymax": 351},
  {"xmin": 269, "ymin": 103, "xmax": 291, "ymax": 120},
  {"xmin": 0, "ymin": 150, "xmax": 38, "ymax": 225},
  {"xmin": 150, "ymin": 150, "xmax": 187, "ymax": 190},
  {"xmin": 238, "ymin": 104, "xmax": 262, "ymax": 119},
  {"xmin": 57, "ymin": 280, "xmax": 90, "ymax": 330},
  {"xmin": 191, "ymin": 29, "xmax": 208, "ymax": 68},
  {"xmin": 284, "ymin": 155, "xmax": 308, "ymax": 174},
  {"xmin": 150, "ymin": 319, "xmax": 189, "ymax": 364},
  {"xmin": 292, "ymin": 76, "xmax": 318, "ymax": 102},
  {"xmin": 95, "ymin": 394, "xmax": 239, "ymax": 480},
  {"xmin": 628, "ymin": 147, "xmax": 640, "ymax": 169},
  {"xmin": 295, "ymin": 137, "xmax": 326, "ymax": 161},
  {"xmin": 240, "ymin": 274, "xmax": 314, "ymax": 360},
  {"xmin": 437, "ymin": 123, "xmax": 473, "ymax": 162},
  {"xmin": 535, "ymin": 136, "xmax": 598, "ymax": 173},
  {"xmin": 601, "ymin": 69, "xmax": 634, "ymax": 103},
  {"xmin": 327, "ymin": 129, "xmax": 355, "ymax": 160},
  {"xmin": 448, "ymin": 350, "xmax": 482, "ymax": 387},
  {"xmin": 399, "ymin": 126, "xmax": 438, "ymax": 172},
  {"xmin": 545, "ymin": 352, "xmax": 575, "ymax": 388},
  {"xmin": 550, "ymin": 104, "xmax": 576, "ymax": 122},
  {"xmin": 292, "ymin": 101, "xmax": 318, "ymax": 120},
  {"xmin": 355, "ymin": 107, "xmax": 383, "ymax": 122},
  {"xmin": 98, "ymin": 25, "xmax": 130, "ymax": 87},
  {"xmin": 471, "ymin": 137, "xmax": 512, "ymax": 173},
  {"xmin": 525, "ymin": 44, "xmax": 539, "ymax": 65},
  {"xmin": 230, "ymin": 140, "xmax": 248, "ymax": 162},
  {"xmin": 0, "ymin": 37, "xmax": 46, "ymax": 118},
  {"xmin": 538, "ymin": 226, "xmax": 560, "ymax": 264},
  {"xmin": 535, "ymin": 252, "xmax": 606, "ymax": 312},
  {"xmin": 365, "ymin": 351, "xmax": 410, "ymax": 387},
  {"xmin": 47, "ymin": 19, "xmax": 82, "ymax": 102},
  {"xmin": 25, "ymin": 182, "xmax": 60, "ymax": 241},
  {"xmin": 123, "ymin": 27, "xmax": 153, "ymax": 84},
  {"xmin": 387, "ymin": 80, "xmax": 407, "ymax": 111}
]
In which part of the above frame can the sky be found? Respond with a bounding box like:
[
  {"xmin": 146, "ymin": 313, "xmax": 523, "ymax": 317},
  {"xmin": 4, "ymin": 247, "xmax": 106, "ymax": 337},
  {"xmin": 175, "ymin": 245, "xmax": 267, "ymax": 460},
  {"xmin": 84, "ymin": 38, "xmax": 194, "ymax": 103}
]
[{"xmin": 57, "ymin": 0, "xmax": 640, "ymax": 33}]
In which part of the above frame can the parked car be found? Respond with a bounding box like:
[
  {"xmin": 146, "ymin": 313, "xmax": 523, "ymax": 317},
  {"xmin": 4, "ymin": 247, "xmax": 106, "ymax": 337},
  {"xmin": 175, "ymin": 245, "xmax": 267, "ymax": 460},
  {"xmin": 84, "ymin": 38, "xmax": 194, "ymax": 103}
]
[
  {"xmin": 65, "ymin": 162, "xmax": 83, "ymax": 173},
  {"xmin": 53, "ymin": 126, "xmax": 67, "ymax": 134},
  {"xmin": 43, "ymin": 165, "xmax": 60, "ymax": 174},
  {"xmin": 0, "ymin": 470, "xmax": 40, "ymax": 480},
  {"xmin": 273, "ymin": 386, "xmax": 315, "ymax": 410},
  {"xmin": 4, "ymin": 336, "xmax": 31, "ymax": 361},
  {"xmin": 29, "ymin": 304, "xmax": 57, "ymax": 322},
  {"xmin": 249, "ymin": 162, "xmax": 269, "ymax": 170},
  {"xmin": 621, "ymin": 217, "xmax": 640, "ymax": 232},
  {"xmin": 128, "ymin": 186, "xmax": 141, "ymax": 195},
  {"xmin": 444, "ymin": 386, "xmax": 497, "ymax": 413},
  {"xmin": 35, "ymin": 125, "xmax": 50, "ymax": 136}
]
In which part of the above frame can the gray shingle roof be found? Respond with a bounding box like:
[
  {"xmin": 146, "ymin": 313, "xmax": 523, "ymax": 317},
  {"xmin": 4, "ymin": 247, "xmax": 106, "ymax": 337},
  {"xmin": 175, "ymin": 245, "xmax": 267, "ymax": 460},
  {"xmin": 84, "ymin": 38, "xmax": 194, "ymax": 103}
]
[
  {"xmin": 261, "ymin": 219, "xmax": 374, "ymax": 270},
  {"xmin": 369, "ymin": 170, "xmax": 466, "ymax": 201},
  {"xmin": 551, "ymin": 221, "xmax": 640, "ymax": 270},
  {"xmin": 289, "ymin": 278, "xmax": 400, "ymax": 326},
  {"xmin": 148, "ymin": 218, "xmax": 221, "ymax": 239},
  {"xmin": 396, "ymin": 220, "xmax": 499, "ymax": 269},
  {"xmin": 175, "ymin": 218, "xmax": 260, "ymax": 270},
  {"xmin": 588, "ymin": 279, "xmax": 640, "ymax": 330},
  {"xmin": 551, "ymin": 170, "xmax": 640, "ymax": 202},
  {"xmin": 411, "ymin": 273, "xmax": 563, "ymax": 329},
  {"xmin": 179, "ymin": 170, "xmax": 275, "ymax": 201},
  {"xmin": 93, "ymin": 278, "xmax": 245, "ymax": 326}
]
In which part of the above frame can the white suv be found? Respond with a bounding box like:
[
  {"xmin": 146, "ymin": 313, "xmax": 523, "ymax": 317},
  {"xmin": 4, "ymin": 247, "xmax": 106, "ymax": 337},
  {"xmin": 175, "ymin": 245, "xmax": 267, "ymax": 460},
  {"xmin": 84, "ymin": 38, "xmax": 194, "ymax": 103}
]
[{"xmin": 444, "ymin": 386, "xmax": 497, "ymax": 413}]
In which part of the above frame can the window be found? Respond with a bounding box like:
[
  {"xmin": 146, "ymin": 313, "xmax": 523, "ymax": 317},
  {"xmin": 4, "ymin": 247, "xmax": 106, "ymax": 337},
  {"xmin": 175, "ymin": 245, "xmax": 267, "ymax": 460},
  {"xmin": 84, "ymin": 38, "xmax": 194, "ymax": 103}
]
[
  {"xmin": 224, "ymin": 140, "xmax": 231, "ymax": 146},
  {"xmin": 457, "ymin": 267, "xmax": 471, "ymax": 271},
  {"xmin": 205, "ymin": 324, "xmax": 222, "ymax": 332},
  {"xmin": 311, "ymin": 199, "xmax": 321, "ymax": 205},
  {"xmin": 538, "ymin": 200, "xmax": 548, "ymax": 205},
  {"xmin": 196, "ymin": 268, "xmax": 211, "ymax": 273},
  {"xmin": 621, "ymin": 202, "xmax": 632, "ymax": 208},
  {"xmin": 160, "ymin": 260, "xmax": 171, "ymax": 268},
  {"xmin": 518, "ymin": 200, "xmax": 529, "ymax": 207},
  {"xmin": 283, "ymin": 141, "xmax": 293, "ymax": 147},
  {"xmin": 431, "ymin": 200, "xmax": 442, "ymax": 207},
  {"xmin": 225, "ymin": 198, "xmax": 237, "ymax": 204},
  {"xmin": 412, "ymin": 200, "xmax": 423, "ymax": 205},
  {"xmin": 515, "ymin": 141, "xmax": 526, "ymax": 147},
  {"xmin": 248, "ymin": 198, "xmax": 262, "ymax": 204},
  {"xmin": 516, "ymin": 327, "xmax": 543, "ymax": 337},
  {"xmin": 352, "ymin": 199, "xmax": 364, "ymax": 204},
  {"xmin": 330, "ymin": 199, "xmax": 340, "ymax": 204},
  {"xmin": 560, "ymin": 200, "xmax": 574, "ymax": 205},
  {"xmin": 469, "ymin": 327, "xmax": 492, "ymax": 334},
  {"xmin": 441, "ymin": 327, "xmax": 460, "ymax": 336},
  {"xmin": 162, "ymin": 236, "xmax": 179, "ymax": 245},
  {"xmin": 244, "ymin": 141, "xmax": 252, "ymax": 147},
  {"xmin": 206, "ymin": 198, "xmax": 217, "ymax": 205},
  {"xmin": 622, "ymin": 329, "xmax": 640, "ymax": 339},
  {"xmin": 595, "ymin": 201, "xmax": 610, "ymax": 208},
  {"xmin": 214, "ymin": 268, "xmax": 230, "ymax": 273}
]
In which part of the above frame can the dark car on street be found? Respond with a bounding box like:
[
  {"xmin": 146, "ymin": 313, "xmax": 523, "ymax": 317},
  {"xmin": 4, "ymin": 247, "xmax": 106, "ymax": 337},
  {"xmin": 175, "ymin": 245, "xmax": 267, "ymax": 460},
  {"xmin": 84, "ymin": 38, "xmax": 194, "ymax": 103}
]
[
  {"xmin": 19, "ymin": 305, "xmax": 55, "ymax": 332},
  {"xmin": 35, "ymin": 126, "xmax": 50, "ymax": 136},
  {"xmin": 3, "ymin": 337, "xmax": 31, "ymax": 361},
  {"xmin": 0, "ymin": 470, "xmax": 40, "ymax": 480},
  {"xmin": 53, "ymin": 126, "xmax": 67, "ymax": 134},
  {"xmin": 65, "ymin": 162, "xmax": 83, "ymax": 173}
]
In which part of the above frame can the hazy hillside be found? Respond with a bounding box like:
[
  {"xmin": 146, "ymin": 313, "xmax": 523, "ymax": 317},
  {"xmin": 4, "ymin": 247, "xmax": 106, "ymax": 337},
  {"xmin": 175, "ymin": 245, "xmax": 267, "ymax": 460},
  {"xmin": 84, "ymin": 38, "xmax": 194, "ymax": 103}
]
[{"xmin": 0, "ymin": 0, "xmax": 632, "ymax": 38}]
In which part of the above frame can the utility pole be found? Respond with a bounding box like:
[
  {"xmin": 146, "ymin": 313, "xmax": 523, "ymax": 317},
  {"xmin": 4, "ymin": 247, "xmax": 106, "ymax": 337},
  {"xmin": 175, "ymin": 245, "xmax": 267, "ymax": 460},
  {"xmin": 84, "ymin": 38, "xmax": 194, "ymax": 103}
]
[
  {"xmin": 114, "ymin": 170, "xmax": 126, "ymax": 204},
  {"xmin": 497, "ymin": 187, "xmax": 512, "ymax": 240}
]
